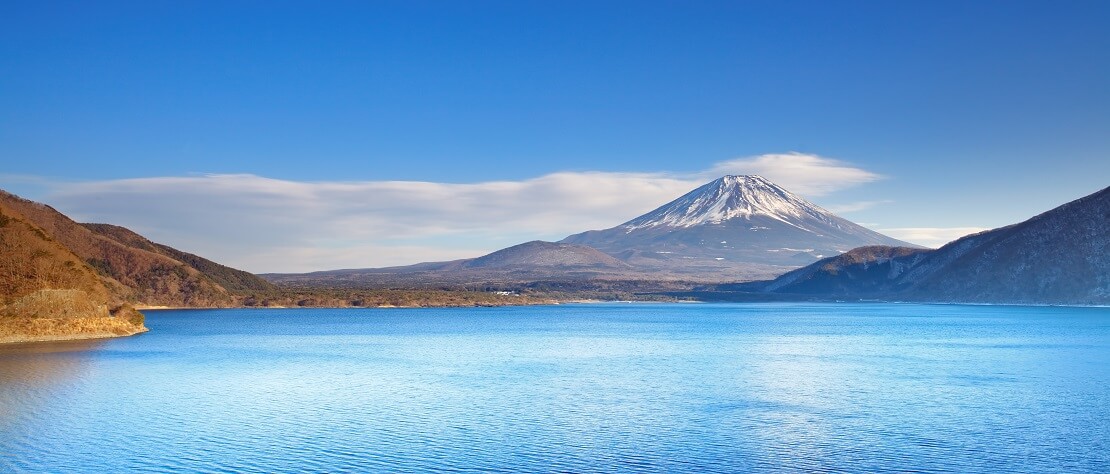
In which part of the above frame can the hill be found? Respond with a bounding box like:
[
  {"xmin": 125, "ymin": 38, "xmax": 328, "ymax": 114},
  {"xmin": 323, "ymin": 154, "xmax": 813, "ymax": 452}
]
[
  {"xmin": 0, "ymin": 200, "xmax": 146, "ymax": 343},
  {"xmin": 462, "ymin": 241, "xmax": 630, "ymax": 269},
  {"xmin": 81, "ymin": 223, "xmax": 274, "ymax": 293},
  {"xmin": 0, "ymin": 190, "xmax": 273, "ymax": 307},
  {"xmin": 265, "ymin": 241, "xmax": 648, "ymax": 288},
  {"xmin": 729, "ymin": 186, "xmax": 1109, "ymax": 305}
]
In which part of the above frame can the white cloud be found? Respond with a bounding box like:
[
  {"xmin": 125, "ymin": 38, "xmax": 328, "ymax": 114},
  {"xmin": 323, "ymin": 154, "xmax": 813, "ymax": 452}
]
[
  {"xmin": 703, "ymin": 152, "xmax": 883, "ymax": 196},
  {"xmin": 39, "ymin": 153, "xmax": 881, "ymax": 272},
  {"xmin": 877, "ymin": 227, "xmax": 991, "ymax": 249},
  {"xmin": 824, "ymin": 200, "xmax": 893, "ymax": 214}
]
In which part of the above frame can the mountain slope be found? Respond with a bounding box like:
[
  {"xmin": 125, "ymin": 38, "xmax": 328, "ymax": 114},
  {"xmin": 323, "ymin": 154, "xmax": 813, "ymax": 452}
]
[
  {"xmin": 0, "ymin": 190, "xmax": 270, "ymax": 306},
  {"xmin": 265, "ymin": 240, "xmax": 637, "ymax": 288},
  {"xmin": 0, "ymin": 200, "xmax": 108, "ymax": 305},
  {"xmin": 0, "ymin": 201, "xmax": 146, "ymax": 343},
  {"xmin": 752, "ymin": 246, "xmax": 932, "ymax": 295},
  {"xmin": 462, "ymin": 241, "xmax": 630, "ymax": 270},
  {"xmin": 743, "ymin": 186, "xmax": 1109, "ymax": 304},
  {"xmin": 81, "ymin": 223, "xmax": 274, "ymax": 292},
  {"xmin": 561, "ymin": 175, "xmax": 915, "ymax": 273}
]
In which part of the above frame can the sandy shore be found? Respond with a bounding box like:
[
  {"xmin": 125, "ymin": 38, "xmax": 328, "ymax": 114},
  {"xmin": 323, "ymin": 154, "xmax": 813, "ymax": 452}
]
[{"xmin": 0, "ymin": 326, "xmax": 148, "ymax": 345}]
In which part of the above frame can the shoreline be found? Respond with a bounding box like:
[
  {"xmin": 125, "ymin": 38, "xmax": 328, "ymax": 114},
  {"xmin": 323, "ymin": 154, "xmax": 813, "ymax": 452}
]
[
  {"xmin": 134, "ymin": 305, "xmax": 190, "ymax": 310},
  {"xmin": 0, "ymin": 326, "xmax": 148, "ymax": 345},
  {"xmin": 136, "ymin": 298, "xmax": 1109, "ymax": 310}
]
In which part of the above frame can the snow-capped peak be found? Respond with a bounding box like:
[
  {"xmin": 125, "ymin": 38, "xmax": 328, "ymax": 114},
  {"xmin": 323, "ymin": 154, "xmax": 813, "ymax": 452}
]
[{"xmin": 622, "ymin": 175, "xmax": 839, "ymax": 230}]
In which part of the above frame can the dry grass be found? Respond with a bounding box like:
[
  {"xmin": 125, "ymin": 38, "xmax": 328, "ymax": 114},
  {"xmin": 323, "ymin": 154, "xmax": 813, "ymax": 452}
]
[
  {"xmin": 0, "ymin": 203, "xmax": 109, "ymax": 306},
  {"xmin": 0, "ymin": 289, "xmax": 109, "ymax": 319},
  {"xmin": 0, "ymin": 289, "xmax": 147, "ymax": 344},
  {"xmin": 0, "ymin": 316, "xmax": 147, "ymax": 343}
]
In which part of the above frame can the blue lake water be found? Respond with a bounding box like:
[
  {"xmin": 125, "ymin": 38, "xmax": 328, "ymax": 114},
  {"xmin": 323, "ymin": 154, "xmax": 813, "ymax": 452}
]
[{"xmin": 1, "ymin": 303, "xmax": 1108, "ymax": 473}]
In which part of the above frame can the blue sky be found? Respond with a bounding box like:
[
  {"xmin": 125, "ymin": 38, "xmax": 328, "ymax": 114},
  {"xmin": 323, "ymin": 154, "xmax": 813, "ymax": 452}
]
[{"xmin": 2, "ymin": 1, "xmax": 1108, "ymax": 272}]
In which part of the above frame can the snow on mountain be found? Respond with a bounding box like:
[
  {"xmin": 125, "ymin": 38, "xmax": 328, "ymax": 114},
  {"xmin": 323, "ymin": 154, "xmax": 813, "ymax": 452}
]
[
  {"xmin": 624, "ymin": 175, "xmax": 846, "ymax": 232},
  {"xmin": 561, "ymin": 175, "xmax": 916, "ymax": 274}
]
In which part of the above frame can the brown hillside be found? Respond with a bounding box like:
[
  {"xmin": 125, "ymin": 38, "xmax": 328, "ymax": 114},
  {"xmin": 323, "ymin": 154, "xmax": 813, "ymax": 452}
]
[
  {"xmin": 82, "ymin": 223, "xmax": 275, "ymax": 292},
  {"xmin": 0, "ymin": 190, "xmax": 237, "ymax": 306},
  {"xmin": 0, "ymin": 203, "xmax": 147, "ymax": 343},
  {"xmin": 0, "ymin": 201, "xmax": 108, "ymax": 305},
  {"xmin": 0, "ymin": 289, "xmax": 147, "ymax": 343}
]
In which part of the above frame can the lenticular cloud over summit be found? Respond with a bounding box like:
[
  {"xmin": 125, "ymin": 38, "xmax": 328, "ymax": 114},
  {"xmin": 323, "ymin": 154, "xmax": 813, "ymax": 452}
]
[
  {"xmin": 703, "ymin": 153, "xmax": 883, "ymax": 196},
  {"xmin": 42, "ymin": 153, "xmax": 883, "ymax": 272}
]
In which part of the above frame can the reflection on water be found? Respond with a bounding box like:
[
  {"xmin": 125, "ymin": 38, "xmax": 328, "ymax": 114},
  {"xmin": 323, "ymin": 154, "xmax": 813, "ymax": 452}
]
[
  {"xmin": 0, "ymin": 339, "xmax": 107, "ymax": 392},
  {"xmin": 0, "ymin": 304, "xmax": 1107, "ymax": 473},
  {"xmin": 0, "ymin": 339, "xmax": 105, "ymax": 420}
]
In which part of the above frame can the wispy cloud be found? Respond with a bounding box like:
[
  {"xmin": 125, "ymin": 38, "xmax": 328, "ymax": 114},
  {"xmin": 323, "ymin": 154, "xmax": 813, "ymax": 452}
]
[
  {"xmin": 824, "ymin": 200, "xmax": 893, "ymax": 214},
  {"xmin": 703, "ymin": 152, "xmax": 883, "ymax": 196},
  {"xmin": 35, "ymin": 153, "xmax": 883, "ymax": 272},
  {"xmin": 876, "ymin": 227, "xmax": 992, "ymax": 249}
]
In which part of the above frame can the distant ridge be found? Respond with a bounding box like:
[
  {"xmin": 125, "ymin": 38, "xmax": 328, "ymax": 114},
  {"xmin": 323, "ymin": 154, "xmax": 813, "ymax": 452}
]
[
  {"xmin": 462, "ymin": 241, "xmax": 630, "ymax": 270},
  {"xmin": 265, "ymin": 240, "xmax": 638, "ymax": 287}
]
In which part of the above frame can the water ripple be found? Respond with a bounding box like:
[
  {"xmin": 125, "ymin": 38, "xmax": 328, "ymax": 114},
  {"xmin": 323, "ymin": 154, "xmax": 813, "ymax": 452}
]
[{"xmin": 0, "ymin": 303, "xmax": 1107, "ymax": 473}]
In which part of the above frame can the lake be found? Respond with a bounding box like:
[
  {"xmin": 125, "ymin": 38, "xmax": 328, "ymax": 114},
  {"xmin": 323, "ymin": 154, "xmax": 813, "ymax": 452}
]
[{"xmin": 1, "ymin": 303, "xmax": 1107, "ymax": 472}]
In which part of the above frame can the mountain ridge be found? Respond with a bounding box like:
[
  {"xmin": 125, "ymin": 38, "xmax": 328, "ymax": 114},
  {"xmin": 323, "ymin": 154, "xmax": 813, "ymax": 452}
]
[
  {"xmin": 0, "ymin": 190, "xmax": 273, "ymax": 307},
  {"xmin": 81, "ymin": 223, "xmax": 274, "ymax": 293},
  {"xmin": 727, "ymin": 185, "xmax": 1110, "ymax": 305}
]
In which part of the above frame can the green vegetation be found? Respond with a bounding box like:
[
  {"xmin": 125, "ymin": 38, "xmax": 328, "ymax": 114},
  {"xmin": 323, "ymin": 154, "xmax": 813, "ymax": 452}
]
[
  {"xmin": 150, "ymin": 242, "xmax": 275, "ymax": 292},
  {"xmin": 234, "ymin": 278, "xmax": 694, "ymax": 308},
  {"xmin": 237, "ymin": 287, "xmax": 556, "ymax": 308},
  {"xmin": 86, "ymin": 257, "xmax": 114, "ymax": 277}
]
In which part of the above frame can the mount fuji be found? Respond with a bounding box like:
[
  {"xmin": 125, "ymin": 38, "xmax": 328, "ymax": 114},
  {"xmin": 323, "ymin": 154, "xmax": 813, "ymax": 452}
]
[
  {"xmin": 560, "ymin": 175, "xmax": 916, "ymax": 277},
  {"xmin": 267, "ymin": 175, "xmax": 917, "ymax": 285}
]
